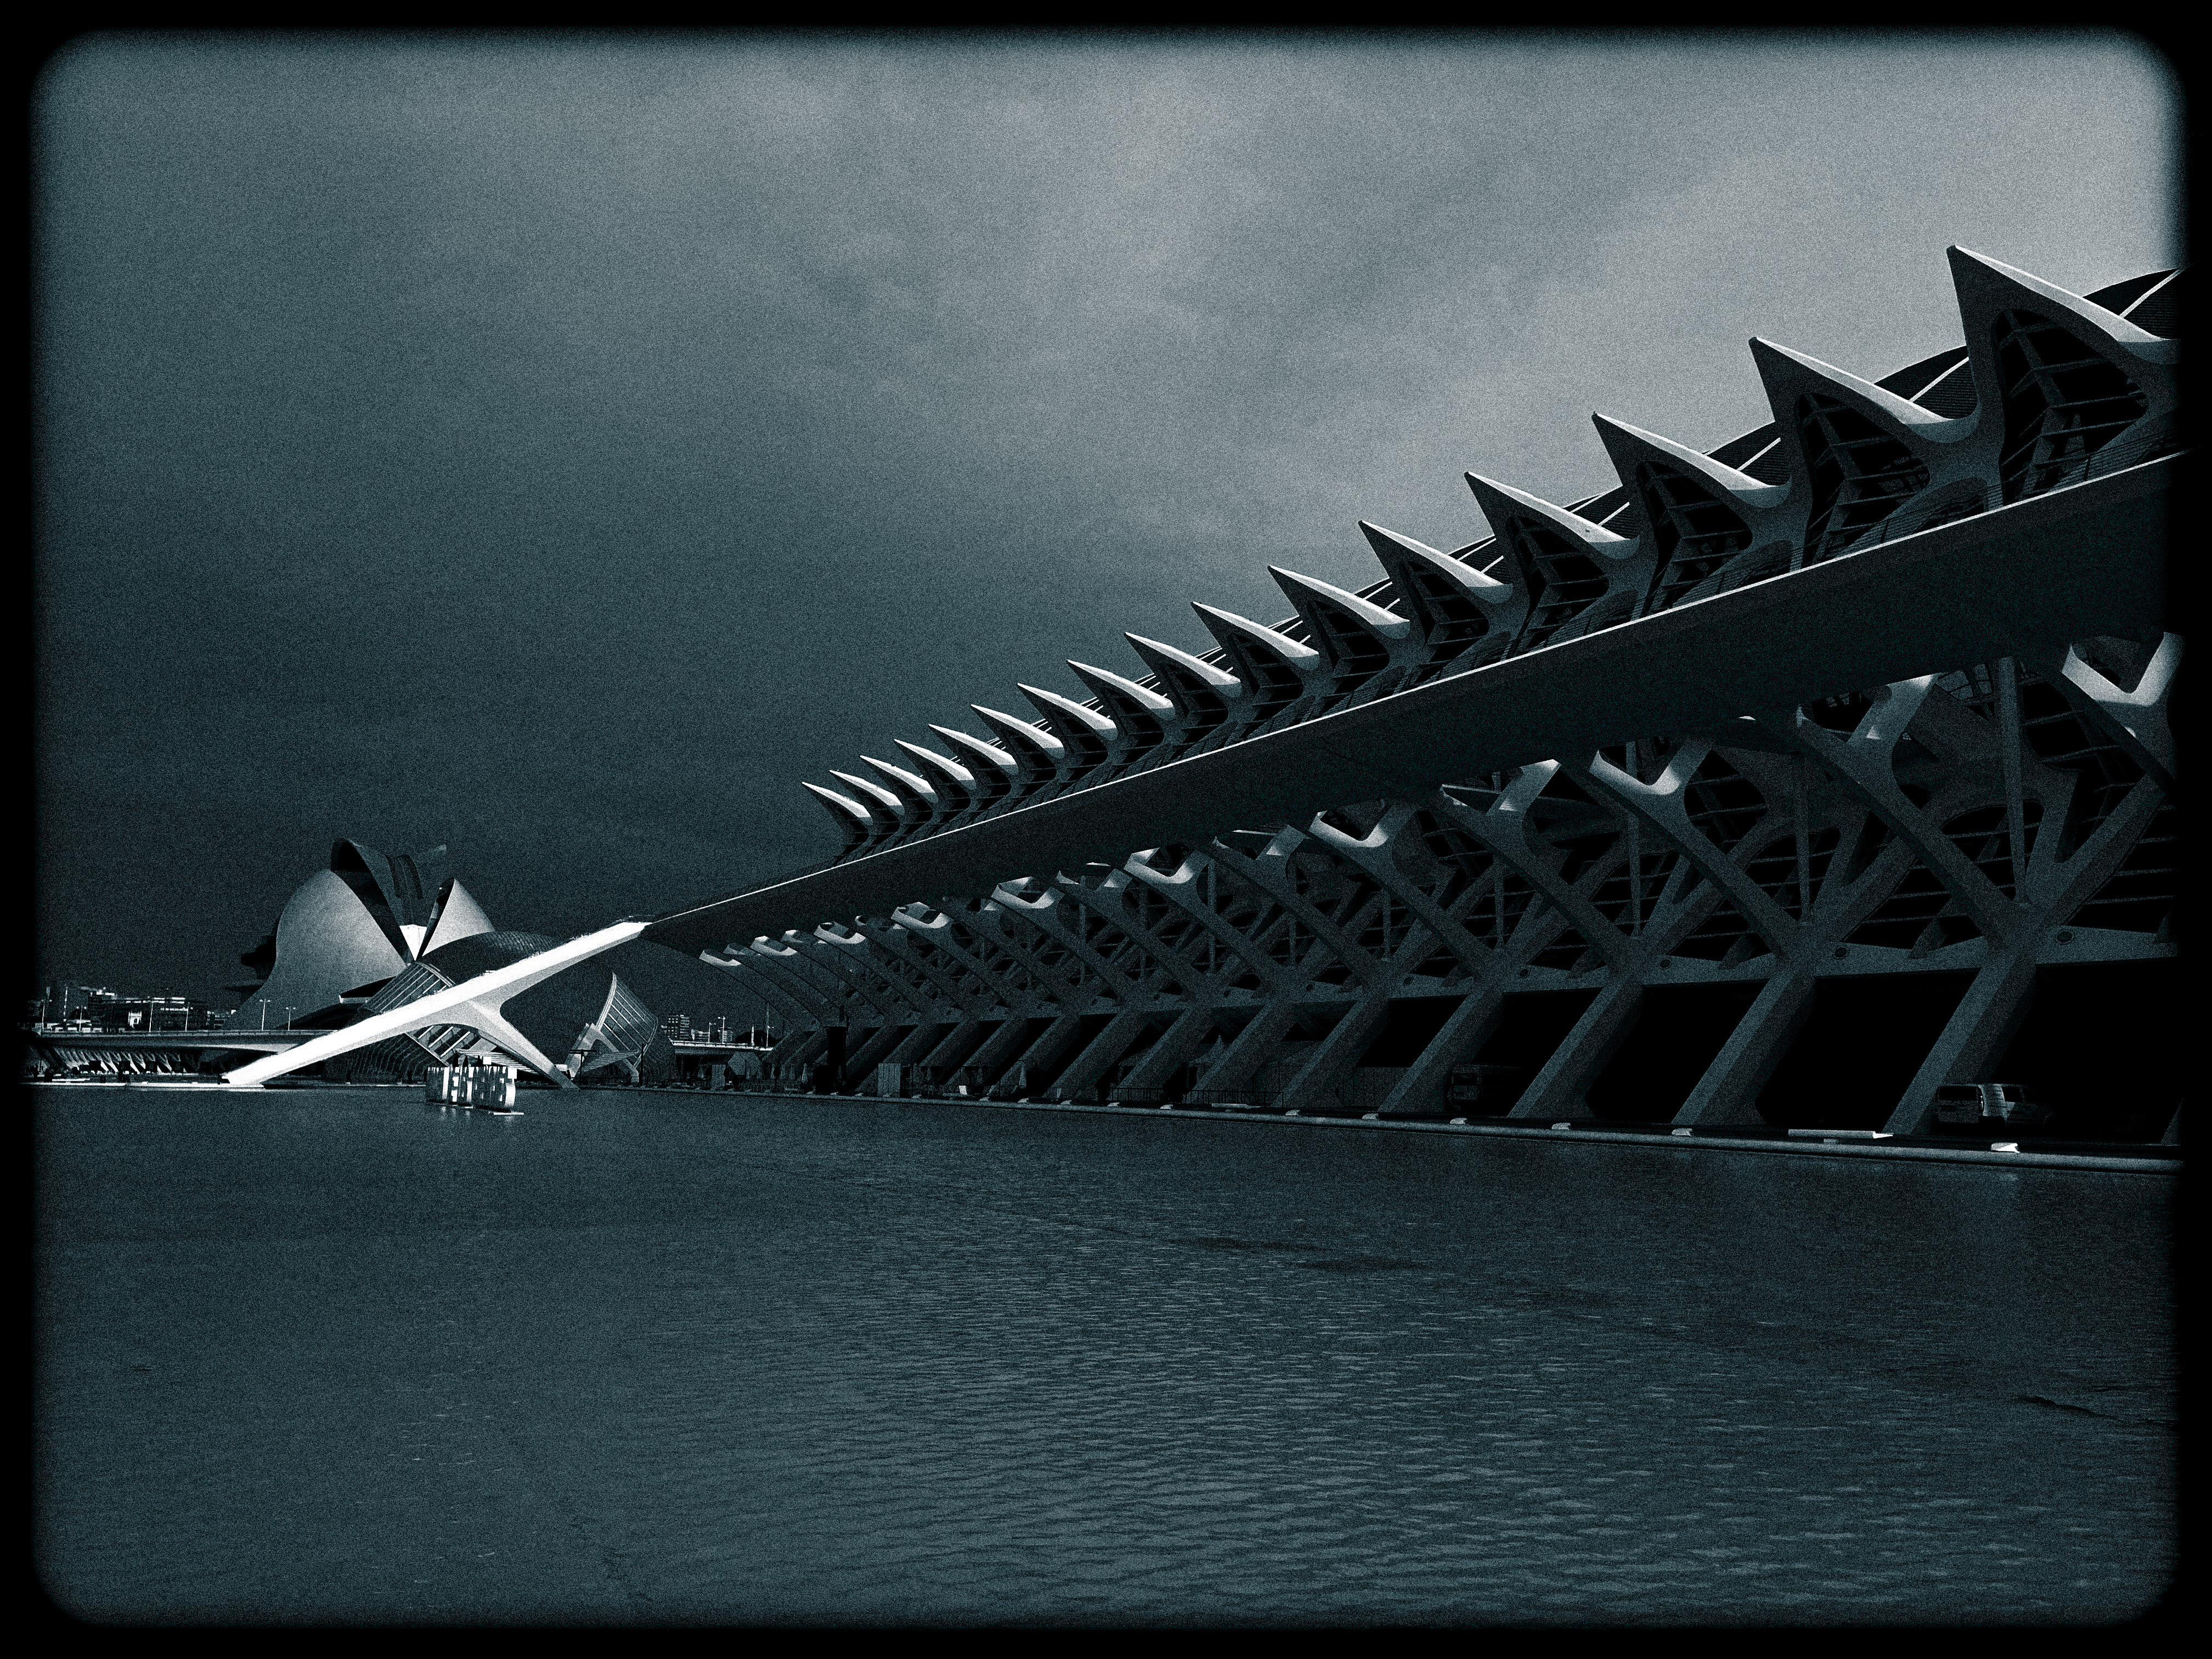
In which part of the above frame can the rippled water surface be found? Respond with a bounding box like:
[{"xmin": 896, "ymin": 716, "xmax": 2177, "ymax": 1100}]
[{"xmin": 37, "ymin": 1086, "xmax": 2175, "ymax": 1626}]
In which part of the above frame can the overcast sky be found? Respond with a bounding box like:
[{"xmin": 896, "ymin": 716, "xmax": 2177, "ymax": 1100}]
[{"xmin": 35, "ymin": 30, "xmax": 2178, "ymax": 1006}]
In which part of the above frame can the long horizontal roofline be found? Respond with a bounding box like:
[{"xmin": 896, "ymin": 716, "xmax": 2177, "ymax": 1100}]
[{"xmin": 642, "ymin": 456, "xmax": 2173, "ymax": 957}]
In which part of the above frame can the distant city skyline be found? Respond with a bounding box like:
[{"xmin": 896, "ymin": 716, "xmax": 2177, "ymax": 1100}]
[{"xmin": 36, "ymin": 31, "xmax": 2179, "ymax": 1003}]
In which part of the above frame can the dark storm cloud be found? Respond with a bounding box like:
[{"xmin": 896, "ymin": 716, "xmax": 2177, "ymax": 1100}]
[{"xmin": 36, "ymin": 32, "xmax": 2176, "ymax": 1001}]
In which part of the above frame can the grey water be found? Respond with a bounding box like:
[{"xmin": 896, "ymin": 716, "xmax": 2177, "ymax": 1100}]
[{"xmin": 36, "ymin": 1086, "xmax": 2174, "ymax": 1627}]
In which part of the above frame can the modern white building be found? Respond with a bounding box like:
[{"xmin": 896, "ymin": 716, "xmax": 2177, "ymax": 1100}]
[{"xmin": 234, "ymin": 249, "xmax": 2183, "ymax": 1139}]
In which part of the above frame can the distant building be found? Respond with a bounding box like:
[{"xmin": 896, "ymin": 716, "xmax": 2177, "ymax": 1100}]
[
  {"xmin": 215, "ymin": 840, "xmax": 688, "ymax": 1087},
  {"xmin": 228, "ymin": 840, "xmax": 498, "ymax": 1030},
  {"xmin": 658, "ymin": 1013, "xmax": 736, "ymax": 1043},
  {"xmin": 30, "ymin": 985, "xmax": 222, "ymax": 1032},
  {"xmin": 95, "ymin": 995, "xmax": 213, "ymax": 1033}
]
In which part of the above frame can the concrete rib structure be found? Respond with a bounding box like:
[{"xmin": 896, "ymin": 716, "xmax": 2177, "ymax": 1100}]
[{"xmin": 230, "ymin": 249, "xmax": 2183, "ymax": 1136}]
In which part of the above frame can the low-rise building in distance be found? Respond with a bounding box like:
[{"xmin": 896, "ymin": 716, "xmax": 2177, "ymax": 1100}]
[{"xmin": 31, "ymin": 984, "xmax": 227, "ymax": 1032}]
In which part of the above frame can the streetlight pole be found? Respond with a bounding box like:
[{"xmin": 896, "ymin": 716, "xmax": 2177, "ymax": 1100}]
[
  {"xmin": 283, "ymin": 1007, "xmax": 296, "ymax": 1031},
  {"xmin": 259, "ymin": 1000, "xmax": 270, "ymax": 1032}
]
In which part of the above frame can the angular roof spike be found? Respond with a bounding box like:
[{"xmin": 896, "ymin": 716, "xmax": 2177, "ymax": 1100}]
[
  {"xmin": 802, "ymin": 782, "xmax": 878, "ymax": 857},
  {"xmin": 1068, "ymin": 659, "xmax": 1175, "ymax": 714},
  {"xmin": 1018, "ymin": 682, "xmax": 1118, "ymax": 736},
  {"xmin": 1947, "ymin": 245, "xmax": 2174, "ymax": 357},
  {"xmin": 1124, "ymin": 633, "xmax": 1245, "ymax": 696},
  {"xmin": 1589, "ymin": 415, "xmax": 1792, "ymax": 507},
  {"xmin": 893, "ymin": 738, "xmax": 975, "ymax": 786},
  {"xmin": 859, "ymin": 755, "xmax": 939, "ymax": 803},
  {"xmin": 928, "ymin": 724, "xmax": 1022, "ymax": 774},
  {"xmin": 1266, "ymin": 566, "xmax": 1413, "ymax": 640},
  {"xmin": 971, "ymin": 704, "xmax": 1068, "ymax": 759},
  {"xmin": 1465, "ymin": 473, "xmax": 1638, "ymax": 551},
  {"xmin": 1190, "ymin": 603, "xmax": 1324, "ymax": 669},
  {"xmin": 1749, "ymin": 336, "xmax": 1968, "ymax": 435},
  {"xmin": 1358, "ymin": 521, "xmax": 1516, "ymax": 604},
  {"xmin": 1938, "ymin": 248, "xmax": 2177, "ymax": 462},
  {"xmin": 801, "ymin": 781, "xmax": 876, "ymax": 823},
  {"xmin": 828, "ymin": 769, "xmax": 906, "ymax": 812}
]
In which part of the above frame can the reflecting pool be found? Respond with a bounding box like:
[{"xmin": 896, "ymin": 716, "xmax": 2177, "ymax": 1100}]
[{"xmin": 37, "ymin": 1087, "xmax": 2175, "ymax": 1626}]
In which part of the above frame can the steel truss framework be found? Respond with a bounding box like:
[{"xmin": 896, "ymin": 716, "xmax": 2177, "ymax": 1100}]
[{"xmin": 708, "ymin": 249, "xmax": 2183, "ymax": 1134}]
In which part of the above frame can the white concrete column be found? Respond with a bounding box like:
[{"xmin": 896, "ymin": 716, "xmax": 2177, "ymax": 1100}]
[
  {"xmin": 1671, "ymin": 967, "xmax": 1819, "ymax": 1126},
  {"xmin": 1276, "ymin": 985, "xmax": 1400, "ymax": 1114},
  {"xmin": 1117, "ymin": 1003, "xmax": 1229, "ymax": 1093},
  {"xmin": 953, "ymin": 1015, "xmax": 1048, "ymax": 1087},
  {"xmin": 1052, "ymin": 1008, "xmax": 1163, "ymax": 1102},
  {"xmin": 1373, "ymin": 984, "xmax": 1511, "ymax": 1118}
]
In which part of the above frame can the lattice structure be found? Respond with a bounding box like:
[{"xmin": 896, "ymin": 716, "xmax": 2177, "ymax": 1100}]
[
  {"xmin": 331, "ymin": 937, "xmax": 589, "ymax": 1087},
  {"xmin": 228, "ymin": 250, "xmax": 2182, "ymax": 1133},
  {"xmin": 340, "ymin": 960, "xmax": 461, "ymax": 1082},
  {"xmin": 706, "ymin": 250, "xmax": 2182, "ymax": 1137},
  {"xmin": 562, "ymin": 974, "xmax": 662, "ymax": 1084}
]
